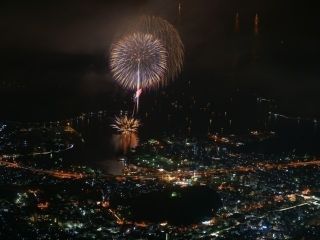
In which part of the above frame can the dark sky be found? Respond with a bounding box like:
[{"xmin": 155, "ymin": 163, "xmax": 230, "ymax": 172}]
[{"xmin": 0, "ymin": 0, "xmax": 319, "ymax": 118}]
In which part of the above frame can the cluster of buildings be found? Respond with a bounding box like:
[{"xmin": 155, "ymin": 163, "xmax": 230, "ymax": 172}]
[
  {"xmin": 1, "ymin": 116, "xmax": 320, "ymax": 239},
  {"xmin": 0, "ymin": 122, "xmax": 80, "ymax": 159}
]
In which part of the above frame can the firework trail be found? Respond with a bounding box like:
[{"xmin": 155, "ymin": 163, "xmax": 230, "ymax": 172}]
[{"xmin": 254, "ymin": 13, "xmax": 260, "ymax": 35}]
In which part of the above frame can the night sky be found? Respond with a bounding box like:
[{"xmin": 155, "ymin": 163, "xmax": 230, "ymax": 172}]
[{"xmin": 0, "ymin": 0, "xmax": 319, "ymax": 119}]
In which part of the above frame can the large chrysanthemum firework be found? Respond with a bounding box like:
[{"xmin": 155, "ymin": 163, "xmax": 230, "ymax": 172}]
[
  {"xmin": 130, "ymin": 16, "xmax": 184, "ymax": 84},
  {"xmin": 110, "ymin": 32, "xmax": 167, "ymax": 90},
  {"xmin": 110, "ymin": 115, "xmax": 141, "ymax": 134}
]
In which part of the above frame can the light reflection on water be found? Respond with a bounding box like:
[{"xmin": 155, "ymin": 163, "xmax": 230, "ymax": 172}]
[
  {"xmin": 95, "ymin": 133, "xmax": 139, "ymax": 175},
  {"xmin": 79, "ymin": 131, "xmax": 140, "ymax": 176},
  {"xmin": 112, "ymin": 133, "xmax": 139, "ymax": 155}
]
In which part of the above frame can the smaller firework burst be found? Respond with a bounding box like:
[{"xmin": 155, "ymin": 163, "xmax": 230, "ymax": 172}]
[{"xmin": 111, "ymin": 115, "xmax": 141, "ymax": 134}]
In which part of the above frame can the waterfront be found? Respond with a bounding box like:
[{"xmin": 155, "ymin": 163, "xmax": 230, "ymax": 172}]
[
  {"xmin": 1, "ymin": 0, "xmax": 320, "ymax": 238},
  {"xmin": 1, "ymin": 102, "xmax": 320, "ymax": 238}
]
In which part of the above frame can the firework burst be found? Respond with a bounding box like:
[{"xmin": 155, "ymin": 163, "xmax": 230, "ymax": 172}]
[
  {"xmin": 111, "ymin": 115, "xmax": 141, "ymax": 134},
  {"xmin": 110, "ymin": 32, "xmax": 167, "ymax": 90},
  {"xmin": 129, "ymin": 16, "xmax": 184, "ymax": 84}
]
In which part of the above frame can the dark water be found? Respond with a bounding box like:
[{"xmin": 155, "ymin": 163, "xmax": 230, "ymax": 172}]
[
  {"xmin": 62, "ymin": 116, "xmax": 127, "ymax": 175},
  {"xmin": 66, "ymin": 108, "xmax": 320, "ymax": 174},
  {"xmin": 111, "ymin": 186, "xmax": 222, "ymax": 225},
  {"xmin": 2, "ymin": 96, "xmax": 320, "ymax": 175},
  {"xmin": 258, "ymin": 119, "xmax": 320, "ymax": 155}
]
